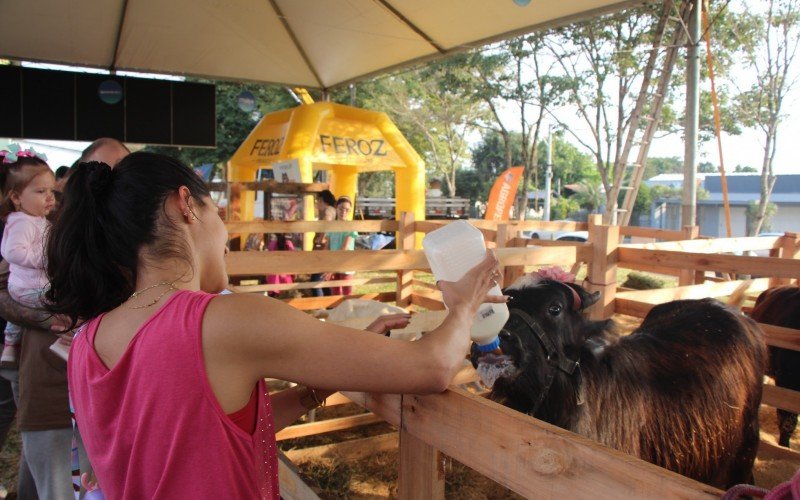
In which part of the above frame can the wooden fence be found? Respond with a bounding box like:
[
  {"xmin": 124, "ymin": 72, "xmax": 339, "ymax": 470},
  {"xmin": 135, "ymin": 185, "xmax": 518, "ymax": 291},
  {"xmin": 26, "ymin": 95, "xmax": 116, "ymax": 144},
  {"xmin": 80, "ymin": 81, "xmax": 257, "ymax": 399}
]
[{"xmin": 226, "ymin": 214, "xmax": 800, "ymax": 499}]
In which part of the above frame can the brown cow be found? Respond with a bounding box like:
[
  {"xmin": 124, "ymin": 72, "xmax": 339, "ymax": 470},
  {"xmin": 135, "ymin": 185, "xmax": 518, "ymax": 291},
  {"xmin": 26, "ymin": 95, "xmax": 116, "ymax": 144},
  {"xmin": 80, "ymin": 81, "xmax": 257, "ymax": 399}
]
[
  {"xmin": 471, "ymin": 277, "xmax": 766, "ymax": 489},
  {"xmin": 751, "ymin": 286, "xmax": 800, "ymax": 448}
]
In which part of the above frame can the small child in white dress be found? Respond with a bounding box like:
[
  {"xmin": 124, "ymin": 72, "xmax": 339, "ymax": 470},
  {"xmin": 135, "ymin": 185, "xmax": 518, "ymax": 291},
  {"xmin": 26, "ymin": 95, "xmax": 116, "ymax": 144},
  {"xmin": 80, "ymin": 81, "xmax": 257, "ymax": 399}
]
[{"xmin": 0, "ymin": 147, "xmax": 56, "ymax": 368}]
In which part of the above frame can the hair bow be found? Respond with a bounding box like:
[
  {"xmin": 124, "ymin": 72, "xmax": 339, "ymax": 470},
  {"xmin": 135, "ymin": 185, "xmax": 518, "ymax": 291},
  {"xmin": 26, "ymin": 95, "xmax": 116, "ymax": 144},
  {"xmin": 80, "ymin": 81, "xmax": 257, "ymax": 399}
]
[
  {"xmin": 531, "ymin": 266, "xmax": 576, "ymax": 284},
  {"xmin": 1, "ymin": 144, "xmax": 48, "ymax": 164}
]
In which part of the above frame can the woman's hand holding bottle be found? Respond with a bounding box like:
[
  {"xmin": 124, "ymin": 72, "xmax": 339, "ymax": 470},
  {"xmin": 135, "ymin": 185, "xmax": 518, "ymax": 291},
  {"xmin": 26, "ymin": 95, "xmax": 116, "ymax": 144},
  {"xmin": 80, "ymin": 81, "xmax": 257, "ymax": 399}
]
[{"xmin": 436, "ymin": 251, "xmax": 506, "ymax": 317}]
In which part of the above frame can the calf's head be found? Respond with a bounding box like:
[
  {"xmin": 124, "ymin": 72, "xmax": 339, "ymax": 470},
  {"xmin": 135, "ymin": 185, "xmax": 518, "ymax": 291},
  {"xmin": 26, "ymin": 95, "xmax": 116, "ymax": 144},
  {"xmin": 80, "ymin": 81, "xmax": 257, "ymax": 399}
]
[{"xmin": 470, "ymin": 277, "xmax": 607, "ymax": 420}]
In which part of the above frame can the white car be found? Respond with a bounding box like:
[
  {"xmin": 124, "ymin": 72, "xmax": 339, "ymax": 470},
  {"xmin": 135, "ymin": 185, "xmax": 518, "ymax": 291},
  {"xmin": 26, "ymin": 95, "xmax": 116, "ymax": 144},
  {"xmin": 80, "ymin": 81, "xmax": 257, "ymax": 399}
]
[{"xmin": 523, "ymin": 230, "xmax": 588, "ymax": 242}]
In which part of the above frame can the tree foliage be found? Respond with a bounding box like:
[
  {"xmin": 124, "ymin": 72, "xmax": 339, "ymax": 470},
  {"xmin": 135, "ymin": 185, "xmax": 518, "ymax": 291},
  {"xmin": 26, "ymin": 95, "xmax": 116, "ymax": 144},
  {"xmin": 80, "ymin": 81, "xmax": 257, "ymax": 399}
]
[
  {"xmin": 356, "ymin": 56, "xmax": 488, "ymax": 197},
  {"xmin": 733, "ymin": 0, "xmax": 800, "ymax": 235}
]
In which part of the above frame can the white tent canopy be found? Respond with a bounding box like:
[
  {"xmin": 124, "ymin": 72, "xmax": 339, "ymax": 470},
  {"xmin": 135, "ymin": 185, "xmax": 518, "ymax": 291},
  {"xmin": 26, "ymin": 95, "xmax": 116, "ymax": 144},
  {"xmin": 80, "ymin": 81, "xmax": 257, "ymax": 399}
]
[{"xmin": 1, "ymin": 0, "xmax": 640, "ymax": 90}]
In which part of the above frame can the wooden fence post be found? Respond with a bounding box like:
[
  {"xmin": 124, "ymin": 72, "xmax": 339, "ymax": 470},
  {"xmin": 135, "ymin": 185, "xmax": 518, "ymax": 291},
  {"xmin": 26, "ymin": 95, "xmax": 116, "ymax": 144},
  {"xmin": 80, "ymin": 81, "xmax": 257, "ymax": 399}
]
[
  {"xmin": 399, "ymin": 416, "xmax": 444, "ymax": 499},
  {"xmin": 679, "ymin": 225, "xmax": 699, "ymax": 286},
  {"xmin": 772, "ymin": 232, "xmax": 800, "ymax": 287},
  {"xmin": 396, "ymin": 211, "xmax": 415, "ymax": 308},
  {"xmin": 496, "ymin": 223, "xmax": 523, "ymax": 288},
  {"xmin": 587, "ymin": 214, "xmax": 618, "ymax": 320}
]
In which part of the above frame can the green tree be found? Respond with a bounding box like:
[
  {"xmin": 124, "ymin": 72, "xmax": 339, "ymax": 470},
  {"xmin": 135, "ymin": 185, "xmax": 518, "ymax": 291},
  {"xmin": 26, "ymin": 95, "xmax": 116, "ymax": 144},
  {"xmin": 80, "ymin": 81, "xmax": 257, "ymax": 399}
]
[
  {"xmin": 538, "ymin": 133, "xmax": 599, "ymax": 189},
  {"xmin": 631, "ymin": 182, "xmax": 653, "ymax": 224},
  {"xmin": 698, "ymin": 161, "xmax": 718, "ymax": 173},
  {"xmin": 551, "ymin": 196, "xmax": 580, "ymax": 220},
  {"xmin": 361, "ymin": 57, "xmax": 488, "ymax": 197},
  {"xmin": 643, "ymin": 156, "xmax": 683, "ymax": 179},
  {"xmin": 651, "ymin": 185, "xmax": 682, "ymax": 199},
  {"xmin": 734, "ymin": 165, "xmax": 758, "ymax": 173},
  {"xmin": 546, "ymin": 4, "xmax": 665, "ymax": 213},
  {"xmin": 571, "ymin": 179, "xmax": 605, "ymax": 213},
  {"xmin": 545, "ymin": 2, "xmax": 754, "ymax": 223},
  {"xmin": 466, "ymin": 35, "xmax": 573, "ymax": 218},
  {"xmin": 457, "ymin": 131, "xmax": 524, "ymax": 203},
  {"xmin": 746, "ymin": 200, "xmax": 778, "ymax": 234},
  {"xmin": 735, "ymin": 0, "xmax": 800, "ymax": 235}
]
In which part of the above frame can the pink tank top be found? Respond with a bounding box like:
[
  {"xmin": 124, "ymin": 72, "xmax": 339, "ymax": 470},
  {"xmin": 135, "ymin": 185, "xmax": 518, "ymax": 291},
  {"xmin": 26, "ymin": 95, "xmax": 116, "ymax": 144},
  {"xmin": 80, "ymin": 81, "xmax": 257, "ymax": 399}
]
[{"xmin": 68, "ymin": 290, "xmax": 279, "ymax": 499}]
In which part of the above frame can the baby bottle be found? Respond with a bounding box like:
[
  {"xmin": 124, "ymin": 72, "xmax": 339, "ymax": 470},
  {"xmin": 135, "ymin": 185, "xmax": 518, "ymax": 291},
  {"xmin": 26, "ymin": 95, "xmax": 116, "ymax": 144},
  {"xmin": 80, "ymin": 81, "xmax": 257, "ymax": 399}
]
[{"xmin": 422, "ymin": 220, "xmax": 509, "ymax": 352}]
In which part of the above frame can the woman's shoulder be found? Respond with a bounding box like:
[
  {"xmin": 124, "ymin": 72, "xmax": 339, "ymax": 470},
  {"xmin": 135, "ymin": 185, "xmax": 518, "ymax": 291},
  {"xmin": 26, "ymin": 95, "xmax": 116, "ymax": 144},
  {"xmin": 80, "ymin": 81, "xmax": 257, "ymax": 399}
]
[{"xmin": 201, "ymin": 292, "xmax": 299, "ymax": 347}]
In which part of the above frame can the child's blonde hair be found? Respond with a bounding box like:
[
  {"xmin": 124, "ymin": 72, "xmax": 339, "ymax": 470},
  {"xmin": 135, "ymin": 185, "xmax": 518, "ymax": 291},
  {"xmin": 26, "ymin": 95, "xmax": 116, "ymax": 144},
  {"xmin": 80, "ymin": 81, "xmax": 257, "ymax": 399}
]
[{"xmin": 0, "ymin": 154, "xmax": 52, "ymax": 220}]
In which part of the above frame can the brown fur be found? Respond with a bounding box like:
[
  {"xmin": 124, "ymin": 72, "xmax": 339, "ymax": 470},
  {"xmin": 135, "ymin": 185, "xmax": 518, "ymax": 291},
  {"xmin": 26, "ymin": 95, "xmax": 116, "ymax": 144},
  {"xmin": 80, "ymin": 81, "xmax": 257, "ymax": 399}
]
[
  {"xmin": 750, "ymin": 286, "xmax": 800, "ymax": 448},
  {"xmin": 471, "ymin": 280, "xmax": 766, "ymax": 489}
]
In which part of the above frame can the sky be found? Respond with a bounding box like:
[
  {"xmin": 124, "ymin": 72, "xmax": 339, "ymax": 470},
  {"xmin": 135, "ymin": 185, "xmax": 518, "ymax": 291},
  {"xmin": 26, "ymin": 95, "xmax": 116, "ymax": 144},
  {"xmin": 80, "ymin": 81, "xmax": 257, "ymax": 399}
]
[{"xmin": 648, "ymin": 114, "xmax": 800, "ymax": 174}]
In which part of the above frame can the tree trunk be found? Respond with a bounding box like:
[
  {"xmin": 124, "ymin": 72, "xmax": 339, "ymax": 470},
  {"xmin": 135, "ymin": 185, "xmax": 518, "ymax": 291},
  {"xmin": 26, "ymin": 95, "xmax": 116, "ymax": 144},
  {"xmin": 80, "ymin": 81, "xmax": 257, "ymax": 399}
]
[{"xmin": 751, "ymin": 123, "xmax": 779, "ymax": 236}]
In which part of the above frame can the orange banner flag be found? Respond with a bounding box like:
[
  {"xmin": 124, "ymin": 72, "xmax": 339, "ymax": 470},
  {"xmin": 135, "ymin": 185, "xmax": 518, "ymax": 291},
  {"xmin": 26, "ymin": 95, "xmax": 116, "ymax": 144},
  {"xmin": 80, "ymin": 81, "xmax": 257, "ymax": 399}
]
[{"xmin": 484, "ymin": 166, "xmax": 524, "ymax": 221}]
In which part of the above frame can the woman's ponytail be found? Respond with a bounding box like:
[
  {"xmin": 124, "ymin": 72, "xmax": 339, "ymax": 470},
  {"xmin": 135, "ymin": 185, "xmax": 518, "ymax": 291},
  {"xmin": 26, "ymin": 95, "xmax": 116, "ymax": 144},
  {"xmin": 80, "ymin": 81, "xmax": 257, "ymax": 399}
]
[
  {"xmin": 45, "ymin": 152, "xmax": 211, "ymax": 329},
  {"xmin": 45, "ymin": 162, "xmax": 132, "ymax": 329}
]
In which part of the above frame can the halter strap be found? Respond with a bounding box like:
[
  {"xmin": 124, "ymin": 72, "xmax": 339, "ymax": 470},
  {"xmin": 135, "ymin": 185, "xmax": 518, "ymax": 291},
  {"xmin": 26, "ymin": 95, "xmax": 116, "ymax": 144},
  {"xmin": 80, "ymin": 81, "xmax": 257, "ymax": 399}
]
[
  {"xmin": 506, "ymin": 308, "xmax": 582, "ymax": 417},
  {"xmin": 509, "ymin": 309, "xmax": 580, "ymax": 376}
]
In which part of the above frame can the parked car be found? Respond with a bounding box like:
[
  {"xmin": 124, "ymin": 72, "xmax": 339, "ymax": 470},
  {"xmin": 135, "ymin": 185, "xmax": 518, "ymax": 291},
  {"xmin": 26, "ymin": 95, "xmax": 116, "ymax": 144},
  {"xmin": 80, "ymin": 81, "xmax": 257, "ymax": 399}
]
[
  {"xmin": 523, "ymin": 229, "xmax": 588, "ymax": 242},
  {"xmin": 554, "ymin": 231, "xmax": 588, "ymax": 242}
]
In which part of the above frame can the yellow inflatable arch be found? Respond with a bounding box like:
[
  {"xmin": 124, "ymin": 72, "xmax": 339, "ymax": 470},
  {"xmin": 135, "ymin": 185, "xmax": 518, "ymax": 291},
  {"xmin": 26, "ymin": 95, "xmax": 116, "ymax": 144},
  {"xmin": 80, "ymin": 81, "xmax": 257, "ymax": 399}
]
[{"xmin": 229, "ymin": 102, "xmax": 425, "ymax": 249}]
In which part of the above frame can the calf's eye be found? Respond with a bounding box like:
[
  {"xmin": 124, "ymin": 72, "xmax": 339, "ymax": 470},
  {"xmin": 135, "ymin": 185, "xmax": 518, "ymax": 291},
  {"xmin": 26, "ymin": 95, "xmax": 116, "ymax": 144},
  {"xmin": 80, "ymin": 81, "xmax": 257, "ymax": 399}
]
[{"xmin": 548, "ymin": 304, "xmax": 562, "ymax": 316}]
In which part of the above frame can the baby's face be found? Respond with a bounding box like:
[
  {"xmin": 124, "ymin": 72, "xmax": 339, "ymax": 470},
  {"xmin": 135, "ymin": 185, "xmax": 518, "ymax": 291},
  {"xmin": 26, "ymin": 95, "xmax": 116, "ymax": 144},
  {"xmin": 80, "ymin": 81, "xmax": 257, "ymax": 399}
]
[{"xmin": 16, "ymin": 172, "xmax": 56, "ymax": 217}]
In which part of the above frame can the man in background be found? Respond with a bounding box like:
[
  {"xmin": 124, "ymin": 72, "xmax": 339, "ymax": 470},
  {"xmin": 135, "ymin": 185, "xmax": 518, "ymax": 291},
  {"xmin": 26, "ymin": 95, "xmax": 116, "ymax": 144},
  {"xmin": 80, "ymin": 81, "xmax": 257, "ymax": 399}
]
[{"xmin": 79, "ymin": 137, "xmax": 130, "ymax": 167}]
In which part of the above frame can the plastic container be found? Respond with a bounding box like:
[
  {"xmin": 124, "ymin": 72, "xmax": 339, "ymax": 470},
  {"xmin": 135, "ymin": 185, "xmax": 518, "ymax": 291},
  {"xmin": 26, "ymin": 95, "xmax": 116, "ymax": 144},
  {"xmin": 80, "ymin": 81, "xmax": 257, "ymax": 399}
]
[{"xmin": 422, "ymin": 220, "xmax": 509, "ymax": 352}]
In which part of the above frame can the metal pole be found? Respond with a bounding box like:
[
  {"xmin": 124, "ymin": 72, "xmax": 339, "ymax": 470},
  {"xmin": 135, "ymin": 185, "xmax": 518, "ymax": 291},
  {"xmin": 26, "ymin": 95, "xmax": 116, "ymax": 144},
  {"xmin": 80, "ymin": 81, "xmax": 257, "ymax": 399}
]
[
  {"xmin": 544, "ymin": 125, "xmax": 553, "ymax": 221},
  {"xmin": 682, "ymin": 0, "xmax": 701, "ymax": 227}
]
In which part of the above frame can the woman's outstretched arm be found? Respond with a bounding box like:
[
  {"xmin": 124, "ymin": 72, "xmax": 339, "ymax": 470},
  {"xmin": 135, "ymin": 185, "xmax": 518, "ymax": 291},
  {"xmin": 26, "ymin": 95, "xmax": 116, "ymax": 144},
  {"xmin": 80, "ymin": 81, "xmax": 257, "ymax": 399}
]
[{"xmin": 201, "ymin": 253, "xmax": 504, "ymax": 418}]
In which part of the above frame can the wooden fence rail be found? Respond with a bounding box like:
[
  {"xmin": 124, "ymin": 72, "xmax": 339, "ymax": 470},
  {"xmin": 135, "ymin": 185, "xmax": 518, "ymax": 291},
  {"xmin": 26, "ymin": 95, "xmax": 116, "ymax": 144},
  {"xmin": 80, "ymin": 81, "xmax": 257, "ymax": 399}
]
[
  {"xmin": 224, "ymin": 215, "xmax": 800, "ymax": 498},
  {"xmin": 341, "ymin": 388, "xmax": 720, "ymax": 499}
]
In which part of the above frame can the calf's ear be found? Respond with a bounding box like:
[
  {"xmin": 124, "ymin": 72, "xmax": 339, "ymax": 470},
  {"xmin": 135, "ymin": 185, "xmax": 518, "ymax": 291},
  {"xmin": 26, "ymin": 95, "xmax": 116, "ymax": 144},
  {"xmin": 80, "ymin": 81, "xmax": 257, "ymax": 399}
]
[{"xmin": 579, "ymin": 290, "xmax": 601, "ymax": 310}]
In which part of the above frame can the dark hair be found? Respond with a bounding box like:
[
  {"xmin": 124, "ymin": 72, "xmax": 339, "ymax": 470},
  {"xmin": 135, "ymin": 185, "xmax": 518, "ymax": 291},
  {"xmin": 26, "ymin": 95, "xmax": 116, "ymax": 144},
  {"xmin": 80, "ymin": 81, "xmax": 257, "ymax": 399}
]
[
  {"xmin": 318, "ymin": 189, "xmax": 336, "ymax": 207},
  {"xmin": 45, "ymin": 152, "xmax": 211, "ymax": 328},
  {"xmin": 80, "ymin": 138, "xmax": 130, "ymax": 163},
  {"xmin": 0, "ymin": 156, "xmax": 52, "ymax": 220},
  {"xmin": 54, "ymin": 166, "xmax": 70, "ymax": 180},
  {"xmin": 335, "ymin": 196, "xmax": 352, "ymax": 207},
  {"xmin": 275, "ymin": 233, "xmax": 291, "ymax": 250}
]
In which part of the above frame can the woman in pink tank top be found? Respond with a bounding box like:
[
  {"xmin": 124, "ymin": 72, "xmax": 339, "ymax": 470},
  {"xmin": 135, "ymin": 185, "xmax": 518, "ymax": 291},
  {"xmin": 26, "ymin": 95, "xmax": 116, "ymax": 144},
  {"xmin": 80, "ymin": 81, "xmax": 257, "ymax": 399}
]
[{"xmin": 43, "ymin": 153, "xmax": 505, "ymax": 499}]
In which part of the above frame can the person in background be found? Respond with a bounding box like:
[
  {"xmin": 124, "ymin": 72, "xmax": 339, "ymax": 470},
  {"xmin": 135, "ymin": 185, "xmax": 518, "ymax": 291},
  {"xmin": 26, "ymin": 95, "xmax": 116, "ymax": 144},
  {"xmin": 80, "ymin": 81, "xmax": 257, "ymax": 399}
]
[
  {"xmin": 265, "ymin": 233, "xmax": 296, "ymax": 297},
  {"xmin": 0, "ymin": 140, "xmax": 127, "ymax": 499},
  {"xmin": 54, "ymin": 166, "xmax": 70, "ymax": 183},
  {"xmin": 310, "ymin": 190, "xmax": 337, "ymax": 297},
  {"xmin": 54, "ymin": 166, "xmax": 72, "ymax": 208},
  {"xmin": 0, "ymin": 150, "xmax": 57, "ymax": 368},
  {"xmin": 325, "ymin": 196, "xmax": 358, "ymax": 296},
  {"xmin": 426, "ymin": 178, "xmax": 443, "ymax": 198},
  {"xmin": 44, "ymin": 152, "xmax": 504, "ymax": 498},
  {"xmin": 79, "ymin": 137, "xmax": 130, "ymax": 167}
]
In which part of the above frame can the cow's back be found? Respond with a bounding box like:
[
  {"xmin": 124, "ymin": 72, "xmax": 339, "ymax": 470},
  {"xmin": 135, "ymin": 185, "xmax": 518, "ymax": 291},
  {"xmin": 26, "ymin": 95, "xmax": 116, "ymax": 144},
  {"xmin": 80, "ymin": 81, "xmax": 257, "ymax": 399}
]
[{"xmin": 587, "ymin": 298, "xmax": 765, "ymax": 488}]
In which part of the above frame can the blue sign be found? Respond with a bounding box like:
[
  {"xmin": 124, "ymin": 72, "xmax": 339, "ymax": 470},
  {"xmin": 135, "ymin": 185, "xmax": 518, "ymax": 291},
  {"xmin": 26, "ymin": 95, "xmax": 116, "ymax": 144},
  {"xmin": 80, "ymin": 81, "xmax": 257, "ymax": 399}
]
[{"xmin": 98, "ymin": 79, "xmax": 123, "ymax": 105}]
